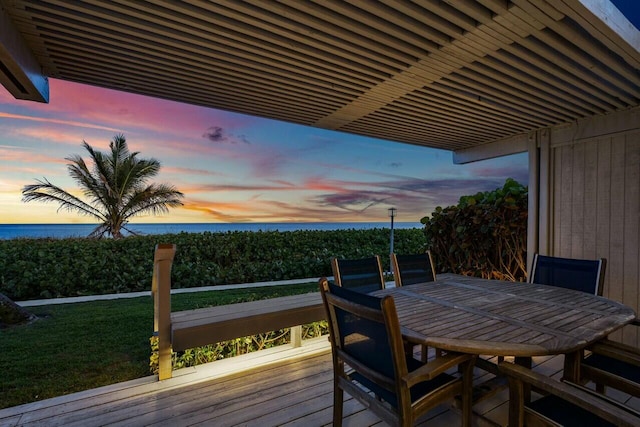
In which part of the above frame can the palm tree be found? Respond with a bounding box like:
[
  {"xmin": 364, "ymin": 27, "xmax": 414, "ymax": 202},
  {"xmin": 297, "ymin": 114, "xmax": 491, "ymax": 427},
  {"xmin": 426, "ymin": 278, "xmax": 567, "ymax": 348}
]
[{"xmin": 22, "ymin": 134, "xmax": 184, "ymax": 239}]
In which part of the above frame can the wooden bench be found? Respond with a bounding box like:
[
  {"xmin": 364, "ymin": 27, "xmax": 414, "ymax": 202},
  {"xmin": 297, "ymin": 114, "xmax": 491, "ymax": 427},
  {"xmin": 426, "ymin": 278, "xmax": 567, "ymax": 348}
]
[{"xmin": 152, "ymin": 244, "xmax": 326, "ymax": 380}]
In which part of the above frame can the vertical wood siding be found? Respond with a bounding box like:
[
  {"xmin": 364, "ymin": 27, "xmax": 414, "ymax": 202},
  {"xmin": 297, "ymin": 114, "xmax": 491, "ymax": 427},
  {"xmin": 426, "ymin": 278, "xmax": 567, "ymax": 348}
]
[{"xmin": 550, "ymin": 134, "xmax": 640, "ymax": 345}]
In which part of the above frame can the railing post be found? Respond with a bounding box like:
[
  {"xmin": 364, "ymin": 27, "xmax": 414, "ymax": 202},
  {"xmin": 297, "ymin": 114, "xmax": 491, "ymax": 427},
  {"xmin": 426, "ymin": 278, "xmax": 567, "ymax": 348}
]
[
  {"xmin": 152, "ymin": 244, "xmax": 176, "ymax": 381},
  {"xmin": 291, "ymin": 325, "xmax": 302, "ymax": 347}
]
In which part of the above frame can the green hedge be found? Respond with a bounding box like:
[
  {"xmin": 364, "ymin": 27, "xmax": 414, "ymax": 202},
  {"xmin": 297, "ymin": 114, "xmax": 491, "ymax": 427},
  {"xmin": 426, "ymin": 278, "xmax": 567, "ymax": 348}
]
[
  {"xmin": 421, "ymin": 178, "xmax": 528, "ymax": 281},
  {"xmin": 0, "ymin": 228, "xmax": 426, "ymax": 300}
]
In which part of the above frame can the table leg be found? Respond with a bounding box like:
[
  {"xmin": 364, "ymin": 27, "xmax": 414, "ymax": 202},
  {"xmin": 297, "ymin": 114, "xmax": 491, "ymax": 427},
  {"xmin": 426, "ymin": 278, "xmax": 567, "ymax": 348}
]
[
  {"xmin": 514, "ymin": 356, "xmax": 532, "ymax": 402},
  {"xmin": 563, "ymin": 350, "xmax": 583, "ymax": 383}
]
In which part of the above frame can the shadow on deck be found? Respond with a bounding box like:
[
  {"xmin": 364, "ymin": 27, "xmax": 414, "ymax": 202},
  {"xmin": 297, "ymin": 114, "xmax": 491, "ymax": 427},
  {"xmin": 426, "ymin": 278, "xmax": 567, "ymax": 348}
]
[{"xmin": 0, "ymin": 337, "xmax": 609, "ymax": 426}]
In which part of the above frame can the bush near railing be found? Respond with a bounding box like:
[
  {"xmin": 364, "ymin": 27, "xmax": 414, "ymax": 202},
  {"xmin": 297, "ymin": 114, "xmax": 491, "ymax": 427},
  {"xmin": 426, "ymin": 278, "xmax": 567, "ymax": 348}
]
[
  {"xmin": 0, "ymin": 228, "xmax": 426, "ymax": 300},
  {"xmin": 149, "ymin": 322, "xmax": 328, "ymax": 374},
  {"xmin": 421, "ymin": 178, "xmax": 528, "ymax": 282}
]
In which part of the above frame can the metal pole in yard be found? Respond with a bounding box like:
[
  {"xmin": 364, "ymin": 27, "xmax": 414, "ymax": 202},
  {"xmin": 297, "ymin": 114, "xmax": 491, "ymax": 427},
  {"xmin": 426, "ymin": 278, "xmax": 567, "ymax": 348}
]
[{"xmin": 388, "ymin": 207, "xmax": 396, "ymax": 255}]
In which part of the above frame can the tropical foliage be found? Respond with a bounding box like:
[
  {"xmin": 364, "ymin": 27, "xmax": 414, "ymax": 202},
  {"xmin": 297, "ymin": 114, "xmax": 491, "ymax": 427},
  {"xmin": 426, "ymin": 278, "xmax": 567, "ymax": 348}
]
[
  {"xmin": 22, "ymin": 134, "xmax": 184, "ymax": 239},
  {"xmin": 421, "ymin": 178, "xmax": 528, "ymax": 281},
  {"xmin": 0, "ymin": 228, "xmax": 426, "ymax": 300}
]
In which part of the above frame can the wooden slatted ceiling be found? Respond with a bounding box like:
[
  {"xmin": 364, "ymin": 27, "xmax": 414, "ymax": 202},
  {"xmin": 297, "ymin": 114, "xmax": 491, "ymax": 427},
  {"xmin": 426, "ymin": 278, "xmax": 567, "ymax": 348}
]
[{"xmin": 2, "ymin": 0, "xmax": 639, "ymax": 151}]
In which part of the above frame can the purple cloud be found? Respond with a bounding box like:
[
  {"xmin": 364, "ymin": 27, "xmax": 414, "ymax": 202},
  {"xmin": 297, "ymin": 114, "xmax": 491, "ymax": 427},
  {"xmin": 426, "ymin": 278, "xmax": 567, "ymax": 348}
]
[{"xmin": 203, "ymin": 126, "xmax": 251, "ymax": 144}]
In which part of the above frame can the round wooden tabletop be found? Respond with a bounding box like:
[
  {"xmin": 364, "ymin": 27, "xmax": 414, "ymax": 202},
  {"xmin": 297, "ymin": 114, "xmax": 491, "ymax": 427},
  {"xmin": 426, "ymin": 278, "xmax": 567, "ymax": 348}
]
[{"xmin": 376, "ymin": 273, "xmax": 637, "ymax": 357}]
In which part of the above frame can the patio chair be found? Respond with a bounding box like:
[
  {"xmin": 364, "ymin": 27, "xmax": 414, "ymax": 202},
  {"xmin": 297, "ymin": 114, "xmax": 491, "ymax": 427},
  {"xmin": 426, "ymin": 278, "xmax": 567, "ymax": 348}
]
[
  {"xmin": 330, "ymin": 255, "xmax": 385, "ymax": 293},
  {"xmin": 499, "ymin": 361, "xmax": 640, "ymax": 427},
  {"xmin": 529, "ymin": 254, "xmax": 640, "ymax": 397},
  {"xmin": 390, "ymin": 251, "xmax": 436, "ymax": 287},
  {"xmin": 481, "ymin": 254, "xmax": 607, "ymax": 390},
  {"xmin": 529, "ymin": 253, "xmax": 606, "ymax": 296},
  {"xmin": 580, "ymin": 328, "xmax": 640, "ymax": 398},
  {"xmin": 391, "ymin": 251, "xmax": 437, "ymax": 361},
  {"xmin": 319, "ymin": 279, "xmax": 476, "ymax": 426}
]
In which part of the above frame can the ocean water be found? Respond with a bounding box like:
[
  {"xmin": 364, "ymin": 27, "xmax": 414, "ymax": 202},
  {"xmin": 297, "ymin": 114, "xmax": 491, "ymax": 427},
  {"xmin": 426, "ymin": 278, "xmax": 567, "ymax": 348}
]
[{"xmin": 0, "ymin": 222, "xmax": 421, "ymax": 240}]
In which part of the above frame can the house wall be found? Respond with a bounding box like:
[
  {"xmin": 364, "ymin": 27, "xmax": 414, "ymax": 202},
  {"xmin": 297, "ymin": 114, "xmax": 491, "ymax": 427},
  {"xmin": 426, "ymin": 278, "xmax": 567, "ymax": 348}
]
[{"xmin": 543, "ymin": 107, "xmax": 640, "ymax": 345}]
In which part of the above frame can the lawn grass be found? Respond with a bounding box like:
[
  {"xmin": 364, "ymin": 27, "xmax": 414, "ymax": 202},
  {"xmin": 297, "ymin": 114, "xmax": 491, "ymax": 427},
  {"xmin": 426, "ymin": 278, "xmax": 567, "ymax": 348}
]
[{"xmin": 0, "ymin": 282, "xmax": 318, "ymax": 410}]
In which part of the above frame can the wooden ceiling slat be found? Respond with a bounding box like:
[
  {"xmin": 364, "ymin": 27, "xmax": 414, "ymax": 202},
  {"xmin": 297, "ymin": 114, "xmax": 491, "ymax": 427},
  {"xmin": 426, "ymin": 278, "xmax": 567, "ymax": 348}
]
[
  {"xmin": 404, "ymin": 89, "xmax": 541, "ymax": 130},
  {"xmin": 453, "ymin": 3, "xmax": 626, "ymax": 111},
  {"xmin": 3, "ymin": 0, "xmax": 638, "ymax": 152},
  {"xmin": 39, "ymin": 28, "xmax": 364, "ymax": 100},
  {"xmin": 274, "ymin": 0, "xmax": 440, "ymax": 55},
  {"xmin": 46, "ymin": 0, "xmax": 394, "ymax": 82},
  {"xmin": 35, "ymin": 23, "xmax": 370, "ymax": 93},
  {"xmin": 459, "ymin": 61, "xmax": 597, "ymax": 117},
  {"xmin": 45, "ymin": 43, "xmax": 351, "ymax": 115},
  {"xmin": 343, "ymin": 0, "xmax": 450, "ymax": 47},
  {"xmin": 448, "ymin": 67, "xmax": 586, "ymax": 119},
  {"xmin": 533, "ymin": 0, "xmax": 640, "ymax": 69},
  {"xmin": 502, "ymin": 7, "xmax": 638, "ymax": 103},
  {"xmin": 364, "ymin": 104, "xmax": 520, "ymax": 139},
  {"xmin": 60, "ymin": 67, "xmax": 328, "ymax": 124},
  {"xmin": 341, "ymin": 118, "xmax": 486, "ymax": 150},
  {"xmin": 183, "ymin": 0, "xmax": 407, "ymax": 73},
  {"xmin": 427, "ymin": 85, "xmax": 550, "ymax": 130},
  {"xmin": 101, "ymin": 1, "xmax": 386, "ymax": 89}
]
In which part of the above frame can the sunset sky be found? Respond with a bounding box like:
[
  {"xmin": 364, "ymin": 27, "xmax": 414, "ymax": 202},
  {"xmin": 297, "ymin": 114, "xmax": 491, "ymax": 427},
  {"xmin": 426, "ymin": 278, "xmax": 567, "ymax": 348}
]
[{"xmin": 1, "ymin": 79, "xmax": 528, "ymax": 224}]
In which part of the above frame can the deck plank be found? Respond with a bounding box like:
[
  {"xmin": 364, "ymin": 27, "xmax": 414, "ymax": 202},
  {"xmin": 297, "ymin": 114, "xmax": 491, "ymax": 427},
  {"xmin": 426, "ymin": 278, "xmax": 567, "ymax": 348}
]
[{"xmin": 2, "ymin": 338, "xmax": 633, "ymax": 427}]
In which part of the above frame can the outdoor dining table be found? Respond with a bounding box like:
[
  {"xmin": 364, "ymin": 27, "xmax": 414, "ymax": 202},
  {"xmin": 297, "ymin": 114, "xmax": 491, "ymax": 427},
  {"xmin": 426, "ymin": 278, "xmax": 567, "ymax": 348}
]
[{"xmin": 373, "ymin": 273, "xmax": 636, "ymax": 382}]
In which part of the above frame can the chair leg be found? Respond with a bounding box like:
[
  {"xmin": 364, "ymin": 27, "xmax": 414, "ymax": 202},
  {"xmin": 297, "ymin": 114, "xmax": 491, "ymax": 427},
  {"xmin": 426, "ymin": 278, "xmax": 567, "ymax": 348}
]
[
  {"xmin": 421, "ymin": 344, "xmax": 428, "ymax": 362},
  {"xmin": 333, "ymin": 382, "xmax": 344, "ymax": 427}
]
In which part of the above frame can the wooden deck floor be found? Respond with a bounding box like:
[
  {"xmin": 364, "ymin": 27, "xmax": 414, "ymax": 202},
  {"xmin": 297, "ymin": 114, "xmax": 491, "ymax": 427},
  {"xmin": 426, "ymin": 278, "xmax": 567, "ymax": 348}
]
[{"xmin": 2, "ymin": 337, "xmax": 636, "ymax": 426}]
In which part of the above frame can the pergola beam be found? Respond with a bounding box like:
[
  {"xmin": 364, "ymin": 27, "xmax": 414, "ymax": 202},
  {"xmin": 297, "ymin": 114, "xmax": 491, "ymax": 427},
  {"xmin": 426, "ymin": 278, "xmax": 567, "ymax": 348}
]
[{"xmin": 0, "ymin": 5, "xmax": 49, "ymax": 102}]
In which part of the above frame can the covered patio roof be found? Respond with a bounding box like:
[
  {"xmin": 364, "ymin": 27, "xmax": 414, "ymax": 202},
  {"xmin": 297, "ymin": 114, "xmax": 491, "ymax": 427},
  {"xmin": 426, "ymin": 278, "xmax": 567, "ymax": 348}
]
[{"xmin": 1, "ymin": 0, "xmax": 639, "ymax": 159}]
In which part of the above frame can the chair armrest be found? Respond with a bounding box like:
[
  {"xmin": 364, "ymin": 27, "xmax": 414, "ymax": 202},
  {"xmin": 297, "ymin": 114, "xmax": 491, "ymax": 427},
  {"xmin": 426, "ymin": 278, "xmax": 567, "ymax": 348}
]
[
  {"xmin": 567, "ymin": 380, "xmax": 640, "ymax": 416},
  {"xmin": 498, "ymin": 361, "xmax": 640, "ymax": 427},
  {"xmin": 403, "ymin": 353, "xmax": 475, "ymax": 387},
  {"xmin": 590, "ymin": 339, "xmax": 640, "ymax": 367},
  {"xmin": 400, "ymin": 327, "xmax": 426, "ymax": 345}
]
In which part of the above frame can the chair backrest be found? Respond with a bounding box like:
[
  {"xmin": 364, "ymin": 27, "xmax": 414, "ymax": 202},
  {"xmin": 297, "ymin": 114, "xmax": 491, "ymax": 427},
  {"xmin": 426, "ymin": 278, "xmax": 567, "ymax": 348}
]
[
  {"xmin": 391, "ymin": 251, "xmax": 436, "ymax": 287},
  {"xmin": 331, "ymin": 255, "xmax": 385, "ymax": 293},
  {"xmin": 529, "ymin": 254, "xmax": 606, "ymax": 296},
  {"xmin": 319, "ymin": 280, "xmax": 408, "ymax": 408}
]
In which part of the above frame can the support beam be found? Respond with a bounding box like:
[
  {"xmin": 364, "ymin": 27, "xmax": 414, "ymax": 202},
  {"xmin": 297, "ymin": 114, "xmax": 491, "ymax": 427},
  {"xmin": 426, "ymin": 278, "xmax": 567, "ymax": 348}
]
[
  {"xmin": 526, "ymin": 134, "xmax": 539, "ymax": 277},
  {"xmin": 0, "ymin": 5, "xmax": 49, "ymax": 102},
  {"xmin": 452, "ymin": 132, "xmax": 529, "ymax": 164}
]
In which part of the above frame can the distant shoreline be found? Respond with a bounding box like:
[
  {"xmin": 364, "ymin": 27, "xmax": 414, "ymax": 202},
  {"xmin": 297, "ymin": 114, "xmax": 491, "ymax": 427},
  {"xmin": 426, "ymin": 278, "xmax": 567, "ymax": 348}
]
[{"xmin": 0, "ymin": 222, "xmax": 422, "ymax": 240}]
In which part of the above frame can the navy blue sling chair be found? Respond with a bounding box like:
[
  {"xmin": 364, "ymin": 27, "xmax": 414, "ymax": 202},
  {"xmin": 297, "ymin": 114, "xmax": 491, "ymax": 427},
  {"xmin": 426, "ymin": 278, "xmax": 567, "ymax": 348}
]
[
  {"xmin": 319, "ymin": 279, "xmax": 475, "ymax": 426},
  {"xmin": 391, "ymin": 251, "xmax": 436, "ymax": 287},
  {"xmin": 528, "ymin": 255, "xmax": 640, "ymax": 399},
  {"xmin": 330, "ymin": 255, "xmax": 385, "ymax": 294},
  {"xmin": 529, "ymin": 253, "xmax": 606, "ymax": 296}
]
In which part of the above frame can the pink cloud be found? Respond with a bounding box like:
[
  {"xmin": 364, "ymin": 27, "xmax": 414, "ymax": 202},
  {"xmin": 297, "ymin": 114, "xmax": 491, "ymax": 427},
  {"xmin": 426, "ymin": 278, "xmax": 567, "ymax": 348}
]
[
  {"xmin": 0, "ymin": 146, "xmax": 66, "ymax": 165},
  {"xmin": 0, "ymin": 112, "xmax": 120, "ymax": 134},
  {"xmin": 45, "ymin": 80, "xmax": 259, "ymax": 136},
  {"xmin": 162, "ymin": 166, "xmax": 227, "ymax": 178}
]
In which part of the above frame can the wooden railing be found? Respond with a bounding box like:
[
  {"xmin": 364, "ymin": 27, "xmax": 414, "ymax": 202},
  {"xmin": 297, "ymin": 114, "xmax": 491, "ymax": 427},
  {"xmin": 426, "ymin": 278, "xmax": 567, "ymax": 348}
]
[{"xmin": 151, "ymin": 244, "xmax": 325, "ymax": 380}]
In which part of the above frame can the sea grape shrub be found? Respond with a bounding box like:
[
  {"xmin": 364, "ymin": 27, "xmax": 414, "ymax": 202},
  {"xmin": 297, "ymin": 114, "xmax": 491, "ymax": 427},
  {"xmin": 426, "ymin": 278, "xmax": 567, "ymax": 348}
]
[
  {"xmin": 0, "ymin": 228, "xmax": 426, "ymax": 300},
  {"xmin": 421, "ymin": 178, "xmax": 527, "ymax": 281}
]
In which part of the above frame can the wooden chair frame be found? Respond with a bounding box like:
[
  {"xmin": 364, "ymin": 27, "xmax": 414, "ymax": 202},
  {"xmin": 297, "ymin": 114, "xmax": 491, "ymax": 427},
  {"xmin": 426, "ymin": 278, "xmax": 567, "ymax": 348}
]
[
  {"xmin": 580, "ymin": 331, "xmax": 640, "ymax": 397},
  {"xmin": 499, "ymin": 361, "xmax": 640, "ymax": 427},
  {"xmin": 319, "ymin": 279, "xmax": 475, "ymax": 426}
]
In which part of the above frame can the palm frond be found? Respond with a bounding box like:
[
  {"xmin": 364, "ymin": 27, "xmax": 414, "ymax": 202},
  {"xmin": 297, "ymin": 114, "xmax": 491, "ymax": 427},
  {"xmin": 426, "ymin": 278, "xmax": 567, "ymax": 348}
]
[
  {"xmin": 22, "ymin": 179, "xmax": 105, "ymax": 220},
  {"xmin": 121, "ymin": 184, "xmax": 184, "ymax": 220}
]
